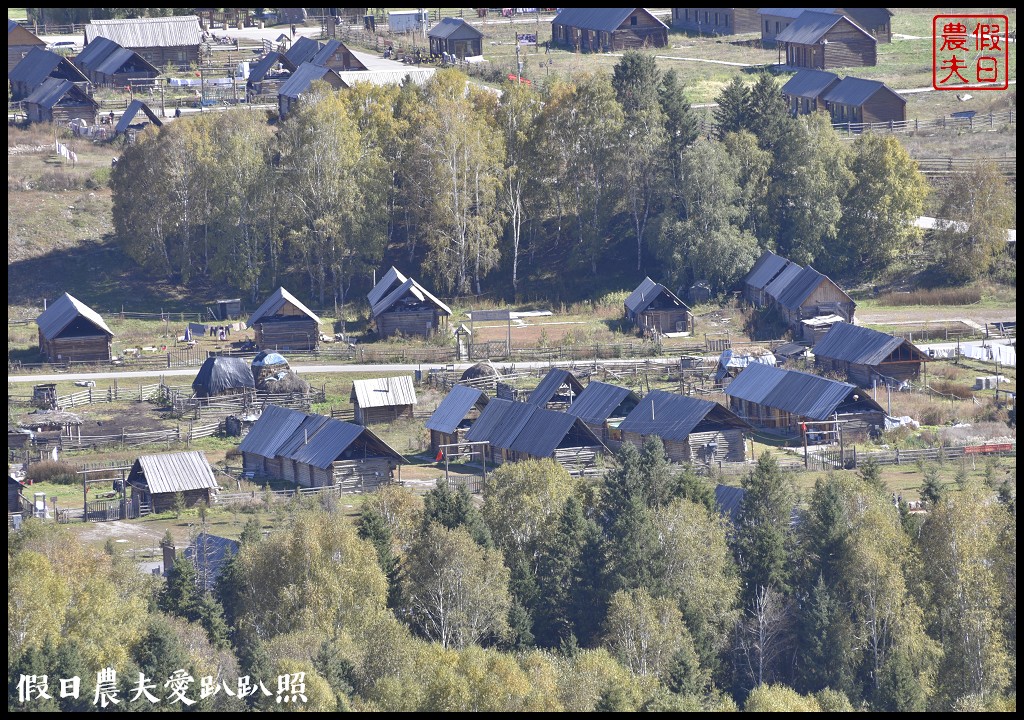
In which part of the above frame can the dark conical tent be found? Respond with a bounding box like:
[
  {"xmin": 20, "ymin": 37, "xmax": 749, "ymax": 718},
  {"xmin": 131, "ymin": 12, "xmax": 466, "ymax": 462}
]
[
  {"xmin": 460, "ymin": 361, "xmax": 498, "ymax": 382},
  {"xmin": 192, "ymin": 356, "xmax": 255, "ymax": 397}
]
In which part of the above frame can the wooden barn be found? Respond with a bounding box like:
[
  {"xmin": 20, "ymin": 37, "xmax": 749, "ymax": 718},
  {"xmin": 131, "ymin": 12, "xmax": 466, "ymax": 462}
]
[
  {"xmin": 8, "ymin": 19, "xmax": 46, "ymax": 73},
  {"xmin": 9, "ymin": 46, "xmax": 89, "ymax": 101},
  {"xmin": 781, "ymin": 69, "xmax": 839, "ymax": 116},
  {"xmin": 36, "ymin": 293, "xmax": 113, "ymax": 363},
  {"xmin": 465, "ymin": 398, "xmax": 608, "ymax": 472},
  {"xmin": 427, "ymin": 18, "xmax": 484, "ymax": 59},
  {"xmin": 84, "ymin": 15, "xmax": 203, "ymax": 70},
  {"xmin": 552, "ymin": 8, "xmax": 669, "ymax": 53},
  {"xmin": 239, "ymin": 405, "xmax": 404, "ymax": 490},
  {"xmin": 775, "ymin": 10, "xmax": 877, "ymax": 69},
  {"xmin": 670, "ymin": 8, "xmax": 760, "ymax": 35},
  {"xmin": 743, "ymin": 250, "xmax": 797, "ymax": 307},
  {"xmin": 624, "ymin": 277, "xmax": 694, "ymax": 334},
  {"xmin": 724, "ymin": 361, "xmax": 885, "ymax": 438},
  {"xmin": 73, "ymin": 37, "xmax": 159, "ymax": 86},
  {"xmin": 351, "ymin": 376, "xmax": 417, "ymax": 425},
  {"xmin": 527, "ymin": 368, "xmax": 587, "ymax": 410},
  {"xmin": 369, "ymin": 268, "xmax": 452, "ymax": 338},
  {"xmin": 127, "ymin": 451, "xmax": 218, "ymax": 514},
  {"xmin": 24, "ymin": 77, "xmax": 98, "ymax": 124},
  {"xmin": 191, "ymin": 356, "xmax": 255, "ymax": 398},
  {"xmin": 565, "ymin": 381, "xmax": 640, "ymax": 448},
  {"xmin": 618, "ymin": 390, "xmax": 751, "ymax": 464},
  {"xmin": 820, "ymin": 76, "xmax": 906, "ymax": 125},
  {"xmin": 773, "ymin": 265, "xmax": 855, "ymax": 336},
  {"xmin": 247, "ymin": 287, "xmax": 321, "ymax": 351},
  {"xmin": 426, "ymin": 384, "xmax": 489, "ymax": 457},
  {"xmin": 812, "ymin": 321, "xmax": 930, "ymax": 386},
  {"xmin": 277, "ymin": 63, "xmax": 344, "ymax": 119}
]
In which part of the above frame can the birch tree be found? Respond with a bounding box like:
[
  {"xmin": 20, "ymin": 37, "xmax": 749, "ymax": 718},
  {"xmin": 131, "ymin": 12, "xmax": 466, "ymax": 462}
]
[{"xmin": 496, "ymin": 82, "xmax": 540, "ymax": 295}]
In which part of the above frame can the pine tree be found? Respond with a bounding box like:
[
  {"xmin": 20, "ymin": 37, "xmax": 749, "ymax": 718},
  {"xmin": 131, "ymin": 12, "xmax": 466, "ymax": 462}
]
[
  {"xmin": 423, "ymin": 482, "xmax": 493, "ymax": 547},
  {"xmin": 795, "ymin": 575, "xmax": 858, "ymax": 698},
  {"xmin": 359, "ymin": 506, "xmax": 401, "ymax": 607},
  {"xmin": 197, "ymin": 591, "xmax": 230, "ymax": 649},
  {"xmin": 713, "ymin": 76, "xmax": 751, "ymax": 139},
  {"xmin": 736, "ymin": 451, "xmax": 795, "ymax": 603},
  {"xmin": 920, "ymin": 465, "xmax": 943, "ymax": 508},
  {"xmin": 746, "ymin": 73, "xmax": 789, "ymax": 151},
  {"xmin": 160, "ymin": 552, "xmax": 201, "ymax": 622},
  {"xmin": 857, "ymin": 456, "xmax": 885, "ymax": 494},
  {"xmin": 660, "ymin": 68, "xmax": 699, "ymax": 183}
]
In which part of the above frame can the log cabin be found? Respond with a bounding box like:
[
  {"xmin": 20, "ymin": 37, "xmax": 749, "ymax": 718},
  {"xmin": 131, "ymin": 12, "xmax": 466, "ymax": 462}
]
[
  {"xmin": 775, "ymin": 10, "xmax": 877, "ymax": 69},
  {"xmin": 277, "ymin": 63, "xmax": 344, "ymax": 119},
  {"xmin": 552, "ymin": 8, "xmax": 668, "ymax": 52},
  {"xmin": 426, "ymin": 384, "xmax": 489, "ymax": 458},
  {"xmin": 127, "ymin": 450, "xmax": 218, "ymax": 514},
  {"xmin": 350, "ymin": 376, "xmax": 417, "ymax": 425},
  {"xmin": 564, "ymin": 380, "xmax": 640, "ymax": 449},
  {"xmin": 781, "ymin": 68, "xmax": 840, "ymax": 116},
  {"xmin": 820, "ymin": 76, "xmax": 906, "ymax": 125},
  {"xmin": 8, "ymin": 19, "xmax": 46, "ymax": 73},
  {"xmin": 73, "ymin": 37, "xmax": 159, "ymax": 86},
  {"xmin": 671, "ymin": 8, "xmax": 760, "ymax": 35},
  {"xmin": 773, "ymin": 265, "xmax": 855, "ymax": 335},
  {"xmin": 247, "ymin": 287, "xmax": 321, "ymax": 351},
  {"xmin": 370, "ymin": 271, "xmax": 451, "ymax": 339},
  {"xmin": 24, "ymin": 77, "xmax": 99, "ymax": 124},
  {"xmin": 36, "ymin": 293, "xmax": 113, "ymax": 363},
  {"xmin": 527, "ymin": 368, "xmax": 587, "ymax": 410},
  {"xmin": 625, "ymin": 277, "xmax": 694, "ymax": 334},
  {"xmin": 811, "ymin": 321, "xmax": 929, "ymax": 386},
  {"xmin": 9, "ymin": 46, "xmax": 89, "ymax": 100},
  {"xmin": 84, "ymin": 15, "xmax": 203, "ymax": 70},
  {"xmin": 743, "ymin": 250, "xmax": 797, "ymax": 307},
  {"xmin": 427, "ymin": 18, "xmax": 485, "ymax": 59}
]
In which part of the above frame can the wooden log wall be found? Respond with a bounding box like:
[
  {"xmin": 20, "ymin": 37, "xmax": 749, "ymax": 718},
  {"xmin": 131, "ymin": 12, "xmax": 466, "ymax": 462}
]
[
  {"xmin": 376, "ymin": 309, "xmax": 440, "ymax": 338},
  {"xmin": 255, "ymin": 319, "xmax": 319, "ymax": 350},
  {"xmin": 43, "ymin": 335, "xmax": 111, "ymax": 362}
]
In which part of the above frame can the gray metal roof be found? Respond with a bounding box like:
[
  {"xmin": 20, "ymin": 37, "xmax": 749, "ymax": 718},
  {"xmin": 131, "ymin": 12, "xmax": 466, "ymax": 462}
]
[
  {"xmin": 85, "ymin": 15, "xmax": 202, "ymax": 48},
  {"xmin": 276, "ymin": 413, "xmax": 333, "ymax": 459},
  {"xmin": 247, "ymin": 287, "xmax": 321, "ymax": 327},
  {"xmin": 277, "ymin": 62, "xmax": 339, "ymax": 99},
  {"xmin": 619, "ymin": 390, "xmax": 749, "ymax": 441},
  {"xmin": 820, "ymin": 76, "xmax": 902, "ymax": 107},
  {"xmin": 128, "ymin": 450, "xmax": 217, "ymax": 494},
  {"xmin": 775, "ymin": 266, "xmax": 850, "ymax": 311},
  {"xmin": 724, "ymin": 362, "xmax": 880, "ymax": 420},
  {"xmin": 95, "ymin": 45, "xmax": 156, "ymax": 76},
  {"xmin": 10, "ymin": 46, "xmax": 88, "ymax": 88},
  {"xmin": 811, "ymin": 321, "xmax": 926, "ymax": 366},
  {"xmin": 428, "ymin": 17, "xmax": 485, "ymax": 39},
  {"xmin": 248, "ymin": 51, "xmax": 295, "ymax": 84},
  {"xmin": 191, "ymin": 356, "xmax": 255, "ymax": 395},
  {"xmin": 337, "ymin": 68, "xmax": 435, "ymax": 88},
  {"xmin": 115, "ymin": 99, "xmax": 162, "ymax": 134},
  {"xmin": 759, "ymin": 9, "xmax": 835, "ymax": 20},
  {"xmin": 238, "ymin": 404, "xmax": 307, "ymax": 456},
  {"xmin": 763, "ymin": 261, "xmax": 804, "ymax": 302},
  {"xmin": 350, "ymin": 376, "xmax": 417, "ymax": 408},
  {"xmin": 425, "ymin": 385, "xmax": 488, "ymax": 433},
  {"xmin": 552, "ymin": 8, "xmax": 667, "ymax": 33},
  {"xmin": 624, "ymin": 277, "xmax": 688, "ymax": 315},
  {"xmin": 185, "ymin": 532, "xmax": 240, "ymax": 590},
  {"xmin": 527, "ymin": 368, "xmax": 587, "ymax": 407},
  {"xmin": 509, "ymin": 407, "xmax": 603, "ymax": 457},
  {"xmin": 744, "ymin": 251, "xmax": 791, "ymax": 291},
  {"xmin": 775, "ymin": 10, "xmax": 867, "ymax": 45},
  {"xmin": 368, "ymin": 266, "xmax": 408, "ymax": 308},
  {"xmin": 25, "ymin": 77, "xmax": 86, "ymax": 108},
  {"xmin": 286, "ymin": 417, "xmax": 404, "ymax": 468},
  {"xmin": 781, "ymin": 69, "xmax": 839, "ymax": 98},
  {"xmin": 371, "ymin": 277, "xmax": 452, "ymax": 319},
  {"xmin": 715, "ymin": 484, "xmax": 745, "ymax": 521},
  {"xmin": 36, "ymin": 292, "xmax": 114, "ymax": 340},
  {"xmin": 74, "ymin": 36, "xmax": 120, "ymax": 69},
  {"xmin": 284, "ymin": 36, "xmax": 322, "ymax": 66},
  {"xmin": 714, "ymin": 349, "xmax": 777, "ymax": 382},
  {"xmin": 565, "ymin": 381, "xmax": 639, "ymax": 424},
  {"xmin": 465, "ymin": 397, "xmax": 516, "ymax": 444}
]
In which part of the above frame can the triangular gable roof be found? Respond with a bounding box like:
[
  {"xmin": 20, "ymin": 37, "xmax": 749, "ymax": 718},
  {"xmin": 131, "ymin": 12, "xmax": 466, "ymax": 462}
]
[
  {"xmin": 275, "ymin": 413, "xmax": 333, "ymax": 459},
  {"xmin": 775, "ymin": 10, "xmax": 873, "ymax": 44},
  {"xmin": 127, "ymin": 450, "xmax": 217, "ymax": 494},
  {"xmin": 624, "ymin": 277, "xmax": 688, "ymax": 315},
  {"xmin": 527, "ymin": 368, "xmax": 587, "ymax": 407},
  {"xmin": 115, "ymin": 99, "xmax": 163, "ymax": 134},
  {"xmin": 744, "ymin": 250, "xmax": 791, "ymax": 291},
  {"xmin": 284, "ymin": 36, "xmax": 322, "ymax": 66},
  {"xmin": 248, "ymin": 50, "xmax": 297, "ymax": 85},
  {"xmin": 427, "ymin": 17, "xmax": 485, "ymax": 39},
  {"xmin": 309, "ymin": 38, "xmax": 368, "ymax": 70},
  {"xmin": 74, "ymin": 36, "xmax": 121, "ymax": 70},
  {"xmin": 820, "ymin": 76, "xmax": 903, "ymax": 107},
  {"xmin": 552, "ymin": 8, "xmax": 668, "ymax": 33},
  {"xmin": 9, "ymin": 19, "xmax": 45, "ymax": 45},
  {"xmin": 93, "ymin": 44, "xmax": 158, "ymax": 77},
  {"xmin": 277, "ymin": 62, "xmax": 341, "ymax": 99},
  {"xmin": 724, "ymin": 362, "xmax": 882, "ymax": 420},
  {"xmin": 781, "ymin": 68, "xmax": 840, "ymax": 98},
  {"xmin": 368, "ymin": 266, "xmax": 408, "ymax": 308},
  {"xmin": 775, "ymin": 266, "xmax": 849, "ymax": 311},
  {"xmin": 247, "ymin": 287, "xmax": 321, "ymax": 327},
  {"xmin": 350, "ymin": 376, "xmax": 418, "ymax": 408},
  {"xmin": 371, "ymin": 277, "xmax": 452, "ymax": 319},
  {"xmin": 238, "ymin": 404, "xmax": 307, "ymax": 456},
  {"xmin": 763, "ymin": 261, "xmax": 804, "ymax": 301},
  {"xmin": 36, "ymin": 292, "xmax": 113, "ymax": 340},
  {"xmin": 85, "ymin": 15, "xmax": 203, "ymax": 48},
  {"xmin": 425, "ymin": 385, "xmax": 489, "ymax": 433},
  {"xmin": 811, "ymin": 321, "xmax": 928, "ymax": 366},
  {"xmin": 508, "ymin": 407, "xmax": 605, "ymax": 457},
  {"xmin": 619, "ymin": 390, "xmax": 750, "ymax": 441},
  {"xmin": 191, "ymin": 356, "xmax": 255, "ymax": 396},
  {"xmin": 10, "ymin": 47, "xmax": 88, "ymax": 89},
  {"xmin": 565, "ymin": 381, "xmax": 640, "ymax": 425},
  {"xmin": 24, "ymin": 77, "xmax": 97, "ymax": 109},
  {"xmin": 465, "ymin": 398, "xmax": 534, "ymax": 449},
  {"xmin": 758, "ymin": 9, "xmax": 836, "ymax": 20},
  {"xmin": 284, "ymin": 417, "xmax": 404, "ymax": 468}
]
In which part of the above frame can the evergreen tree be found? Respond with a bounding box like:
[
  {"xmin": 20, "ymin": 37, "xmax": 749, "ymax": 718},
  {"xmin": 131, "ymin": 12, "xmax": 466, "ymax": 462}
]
[
  {"xmin": 920, "ymin": 465, "xmax": 943, "ymax": 509},
  {"xmin": 795, "ymin": 575, "xmax": 858, "ymax": 698},
  {"xmin": 659, "ymin": 68, "xmax": 699, "ymax": 185},
  {"xmin": 239, "ymin": 516, "xmax": 263, "ymax": 545},
  {"xmin": 160, "ymin": 552, "xmax": 201, "ymax": 622},
  {"xmin": 638, "ymin": 435, "xmax": 682, "ymax": 509},
  {"xmin": 611, "ymin": 50, "xmax": 662, "ymax": 114},
  {"xmin": 423, "ymin": 482, "xmax": 493, "ymax": 548},
  {"xmin": 746, "ymin": 73, "xmax": 789, "ymax": 151},
  {"xmin": 713, "ymin": 77, "xmax": 751, "ymax": 139},
  {"xmin": 801, "ymin": 475, "xmax": 851, "ymax": 587},
  {"xmin": 857, "ymin": 456, "xmax": 885, "ymax": 494},
  {"xmin": 359, "ymin": 505, "xmax": 401, "ymax": 607},
  {"xmin": 736, "ymin": 451, "xmax": 795, "ymax": 603},
  {"xmin": 313, "ymin": 639, "xmax": 356, "ymax": 703},
  {"xmin": 197, "ymin": 591, "xmax": 230, "ymax": 650}
]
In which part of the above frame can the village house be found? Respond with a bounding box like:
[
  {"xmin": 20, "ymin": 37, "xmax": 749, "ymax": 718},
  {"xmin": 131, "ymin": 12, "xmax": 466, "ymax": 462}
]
[
  {"xmin": 773, "ymin": 265, "xmax": 856, "ymax": 337},
  {"xmin": 624, "ymin": 276, "xmax": 694, "ymax": 335},
  {"xmin": 84, "ymin": 15, "xmax": 203, "ymax": 70},
  {"xmin": 743, "ymin": 250, "xmax": 797, "ymax": 308},
  {"xmin": 247, "ymin": 286, "xmax": 321, "ymax": 351},
  {"xmin": 36, "ymin": 293, "xmax": 113, "ymax": 363},
  {"xmin": 426, "ymin": 384, "xmax": 489, "ymax": 457},
  {"xmin": 350, "ymin": 376, "xmax": 417, "ymax": 425},
  {"xmin": 617, "ymin": 390, "xmax": 751, "ymax": 464},
  {"xmin": 820, "ymin": 75, "xmax": 906, "ymax": 125},
  {"xmin": 427, "ymin": 17, "xmax": 485, "ymax": 59},
  {"xmin": 127, "ymin": 450, "xmax": 218, "ymax": 514},
  {"xmin": 369, "ymin": 267, "xmax": 452, "ymax": 338},
  {"xmin": 670, "ymin": 8, "xmax": 760, "ymax": 35},
  {"xmin": 247, "ymin": 50, "xmax": 296, "ymax": 95},
  {"xmin": 8, "ymin": 19, "xmax": 46, "ymax": 72},
  {"xmin": 527, "ymin": 368, "xmax": 587, "ymax": 410},
  {"xmin": 811, "ymin": 321, "xmax": 930, "ymax": 387},
  {"xmin": 760, "ymin": 8, "xmax": 892, "ymax": 46},
  {"xmin": 24, "ymin": 76, "xmax": 99, "ymax": 124},
  {"xmin": 191, "ymin": 356, "xmax": 255, "ymax": 398},
  {"xmin": 775, "ymin": 10, "xmax": 877, "ymax": 69},
  {"xmin": 724, "ymin": 361, "xmax": 885, "ymax": 438},
  {"xmin": 9, "ymin": 47, "xmax": 89, "ymax": 100},
  {"xmin": 277, "ymin": 63, "xmax": 344, "ymax": 119},
  {"xmin": 839, "ymin": 8, "xmax": 893, "ymax": 43},
  {"xmin": 564, "ymin": 381, "xmax": 641, "ymax": 448},
  {"xmin": 552, "ymin": 8, "xmax": 669, "ymax": 53},
  {"xmin": 781, "ymin": 68, "xmax": 840, "ymax": 116},
  {"xmin": 73, "ymin": 36, "xmax": 159, "ymax": 86}
]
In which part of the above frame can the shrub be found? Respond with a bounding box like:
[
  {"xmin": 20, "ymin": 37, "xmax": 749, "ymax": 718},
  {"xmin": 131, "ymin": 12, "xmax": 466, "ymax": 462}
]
[
  {"xmin": 35, "ymin": 170, "xmax": 84, "ymax": 192},
  {"xmin": 25, "ymin": 460, "xmax": 78, "ymax": 485},
  {"xmin": 876, "ymin": 287, "xmax": 981, "ymax": 306}
]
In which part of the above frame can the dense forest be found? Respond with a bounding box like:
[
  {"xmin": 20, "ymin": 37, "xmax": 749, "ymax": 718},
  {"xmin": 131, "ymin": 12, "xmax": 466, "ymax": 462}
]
[
  {"xmin": 8, "ymin": 445, "xmax": 1016, "ymax": 711},
  {"xmin": 109, "ymin": 56, "xmax": 1013, "ymax": 310}
]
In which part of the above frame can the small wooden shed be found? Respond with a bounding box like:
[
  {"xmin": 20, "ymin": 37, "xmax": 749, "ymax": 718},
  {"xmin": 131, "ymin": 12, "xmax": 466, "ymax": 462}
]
[
  {"xmin": 743, "ymin": 250, "xmax": 796, "ymax": 307},
  {"xmin": 73, "ymin": 36, "xmax": 159, "ymax": 86},
  {"xmin": 426, "ymin": 384, "xmax": 489, "ymax": 457},
  {"xmin": 820, "ymin": 76, "xmax": 905, "ymax": 125},
  {"xmin": 8, "ymin": 19, "xmax": 46, "ymax": 73},
  {"xmin": 36, "ymin": 293, "xmax": 113, "ymax": 363},
  {"xmin": 624, "ymin": 277, "xmax": 693, "ymax": 334},
  {"xmin": 564, "ymin": 380, "xmax": 640, "ymax": 448},
  {"xmin": 775, "ymin": 10, "xmax": 877, "ymax": 69},
  {"xmin": 370, "ymin": 269, "xmax": 452, "ymax": 338},
  {"xmin": 247, "ymin": 287, "xmax": 321, "ymax": 351},
  {"xmin": 84, "ymin": 15, "xmax": 203, "ymax": 70},
  {"xmin": 671, "ymin": 8, "xmax": 760, "ymax": 35},
  {"xmin": 309, "ymin": 38, "xmax": 368, "ymax": 71},
  {"xmin": 428, "ymin": 18, "xmax": 484, "ymax": 59},
  {"xmin": 552, "ymin": 8, "xmax": 668, "ymax": 52},
  {"xmin": 24, "ymin": 77, "xmax": 98, "ymax": 124},
  {"xmin": 9, "ymin": 46, "xmax": 89, "ymax": 100},
  {"xmin": 127, "ymin": 450, "xmax": 218, "ymax": 514},
  {"xmin": 351, "ymin": 376, "xmax": 417, "ymax": 425},
  {"xmin": 812, "ymin": 321, "xmax": 930, "ymax": 386}
]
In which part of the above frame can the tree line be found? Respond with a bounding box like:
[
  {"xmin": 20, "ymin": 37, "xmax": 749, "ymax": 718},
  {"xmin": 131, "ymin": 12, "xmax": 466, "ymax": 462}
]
[
  {"xmin": 9, "ymin": 446, "xmax": 1016, "ymax": 711},
  {"xmin": 110, "ymin": 56, "xmax": 1011, "ymax": 311}
]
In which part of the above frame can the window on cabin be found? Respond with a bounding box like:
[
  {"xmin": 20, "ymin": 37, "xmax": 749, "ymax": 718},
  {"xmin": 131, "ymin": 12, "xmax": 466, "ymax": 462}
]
[
  {"xmin": 724, "ymin": 13, "xmax": 729, "ymax": 27},
  {"xmin": 715, "ymin": 12, "xmax": 719, "ymax": 26},
  {"xmin": 631, "ymin": 15, "xmax": 637, "ymax": 26},
  {"xmin": 684, "ymin": 9, "xmax": 689, "ymax": 21},
  {"xmin": 776, "ymin": 21, "xmax": 781, "ymax": 33},
  {"xmin": 704, "ymin": 11, "xmax": 709, "ymax": 24}
]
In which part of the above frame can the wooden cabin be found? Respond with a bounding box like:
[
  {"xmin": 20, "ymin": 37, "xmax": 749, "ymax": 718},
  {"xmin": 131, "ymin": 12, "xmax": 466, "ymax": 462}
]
[
  {"xmin": 776, "ymin": 10, "xmax": 877, "ymax": 69},
  {"xmin": 552, "ymin": 8, "xmax": 668, "ymax": 52},
  {"xmin": 127, "ymin": 451, "xmax": 218, "ymax": 514},
  {"xmin": 8, "ymin": 19, "xmax": 46, "ymax": 73},
  {"xmin": 239, "ymin": 405, "xmax": 307, "ymax": 480},
  {"xmin": 191, "ymin": 356, "xmax": 255, "ymax": 398},
  {"xmin": 812, "ymin": 322, "xmax": 930, "ymax": 386},
  {"xmin": 565, "ymin": 381, "xmax": 640, "ymax": 449},
  {"xmin": 370, "ymin": 269, "xmax": 451, "ymax": 338},
  {"xmin": 426, "ymin": 384, "xmax": 489, "ymax": 457},
  {"xmin": 527, "ymin": 368, "xmax": 587, "ymax": 410},
  {"xmin": 36, "ymin": 293, "xmax": 113, "ymax": 363},
  {"xmin": 73, "ymin": 37, "xmax": 159, "ymax": 86},
  {"xmin": 84, "ymin": 15, "xmax": 203, "ymax": 70},
  {"xmin": 758, "ymin": 8, "xmax": 821, "ymax": 45},
  {"xmin": 800, "ymin": 314, "xmax": 846, "ymax": 345},
  {"xmin": 351, "ymin": 376, "xmax": 417, "ymax": 425},
  {"xmin": 820, "ymin": 76, "xmax": 905, "ymax": 125},
  {"xmin": 309, "ymin": 38, "xmax": 368, "ymax": 72},
  {"xmin": 9, "ymin": 47, "xmax": 89, "ymax": 101},
  {"xmin": 670, "ymin": 8, "xmax": 759, "ymax": 35},
  {"xmin": 246, "ymin": 287, "xmax": 321, "ymax": 351},
  {"xmin": 743, "ymin": 250, "xmax": 796, "ymax": 307},
  {"xmin": 618, "ymin": 390, "xmax": 751, "ymax": 464},
  {"xmin": 277, "ymin": 63, "xmax": 344, "ymax": 119},
  {"xmin": 773, "ymin": 265, "xmax": 855, "ymax": 335},
  {"xmin": 247, "ymin": 51, "xmax": 296, "ymax": 95},
  {"xmin": 624, "ymin": 277, "xmax": 694, "ymax": 335},
  {"xmin": 781, "ymin": 69, "xmax": 840, "ymax": 116},
  {"xmin": 724, "ymin": 362, "xmax": 885, "ymax": 438},
  {"xmin": 24, "ymin": 77, "xmax": 98, "ymax": 124},
  {"xmin": 284, "ymin": 36, "xmax": 323, "ymax": 66},
  {"xmin": 427, "ymin": 18, "xmax": 485, "ymax": 59},
  {"xmin": 838, "ymin": 8, "xmax": 893, "ymax": 43}
]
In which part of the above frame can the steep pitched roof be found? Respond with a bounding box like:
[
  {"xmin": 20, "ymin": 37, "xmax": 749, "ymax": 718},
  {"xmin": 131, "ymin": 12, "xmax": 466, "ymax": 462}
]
[
  {"xmin": 74, "ymin": 36, "xmax": 121, "ymax": 69},
  {"xmin": 744, "ymin": 251, "xmax": 792, "ymax": 291},
  {"xmin": 238, "ymin": 404, "xmax": 307, "ymax": 456},
  {"xmin": 811, "ymin": 322, "xmax": 927, "ymax": 366},
  {"xmin": 508, "ymin": 407, "xmax": 604, "ymax": 457},
  {"xmin": 552, "ymin": 8, "xmax": 667, "ymax": 33},
  {"xmin": 425, "ymin": 385, "xmax": 488, "ymax": 433},
  {"xmin": 128, "ymin": 450, "xmax": 217, "ymax": 494},
  {"xmin": 283, "ymin": 417, "xmax": 403, "ymax": 468},
  {"xmin": 775, "ymin": 10, "xmax": 872, "ymax": 44},
  {"xmin": 724, "ymin": 362, "xmax": 882, "ymax": 420},
  {"xmin": 247, "ymin": 50, "xmax": 296, "ymax": 85},
  {"xmin": 24, "ymin": 77, "xmax": 97, "ymax": 109},
  {"xmin": 820, "ymin": 76, "xmax": 903, "ymax": 107},
  {"xmin": 527, "ymin": 368, "xmax": 587, "ymax": 407},
  {"xmin": 247, "ymin": 287, "xmax": 321, "ymax": 327},
  {"xmin": 428, "ymin": 17, "xmax": 485, "ymax": 39},
  {"xmin": 781, "ymin": 68, "xmax": 840, "ymax": 98},
  {"xmin": 277, "ymin": 62, "xmax": 340, "ymax": 99},
  {"xmin": 465, "ymin": 398, "xmax": 532, "ymax": 447},
  {"xmin": 759, "ymin": 8, "xmax": 836, "ymax": 20},
  {"xmin": 371, "ymin": 277, "xmax": 452, "ymax": 319},
  {"xmin": 565, "ymin": 381, "xmax": 639, "ymax": 425},
  {"xmin": 368, "ymin": 266, "xmax": 408, "ymax": 308},
  {"xmin": 85, "ymin": 15, "xmax": 203, "ymax": 48},
  {"xmin": 10, "ymin": 46, "xmax": 88, "ymax": 88},
  {"xmin": 191, "ymin": 356, "xmax": 254, "ymax": 396},
  {"xmin": 775, "ymin": 266, "xmax": 849, "ymax": 311},
  {"xmin": 619, "ymin": 390, "xmax": 750, "ymax": 441},
  {"xmin": 115, "ymin": 99, "xmax": 162, "ymax": 133},
  {"xmin": 763, "ymin": 261, "xmax": 804, "ymax": 301},
  {"xmin": 624, "ymin": 277, "xmax": 688, "ymax": 315},
  {"xmin": 36, "ymin": 293, "xmax": 113, "ymax": 340},
  {"xmin": 284, "ymin": 36, "xmax": 322, "ymax": 66},
  {"xmin": 350, "ymin": 376, "xmax": 417, "ymax": 408}
]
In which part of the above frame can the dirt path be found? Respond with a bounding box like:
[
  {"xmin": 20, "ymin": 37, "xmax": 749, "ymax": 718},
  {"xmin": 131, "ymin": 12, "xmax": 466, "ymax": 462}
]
[{"xmin": 77, "ymin": 519, "xmax": 166, "ymax": 546}]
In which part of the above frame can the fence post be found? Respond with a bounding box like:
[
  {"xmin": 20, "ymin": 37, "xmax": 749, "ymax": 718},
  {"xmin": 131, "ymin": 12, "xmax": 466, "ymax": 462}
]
[{"xmin": 895, "ymin": 447, "xmax": 900, "ymax": 465}]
